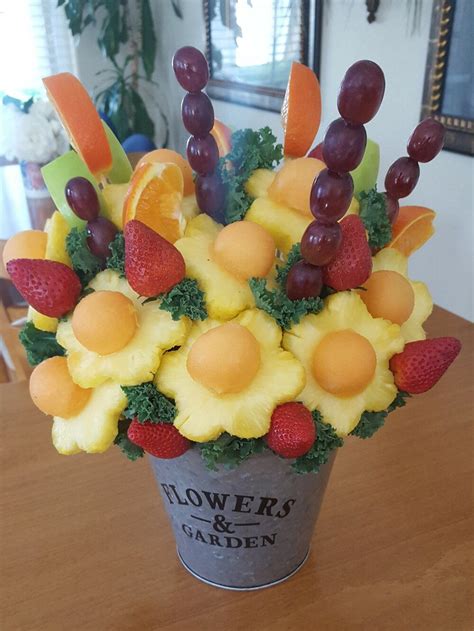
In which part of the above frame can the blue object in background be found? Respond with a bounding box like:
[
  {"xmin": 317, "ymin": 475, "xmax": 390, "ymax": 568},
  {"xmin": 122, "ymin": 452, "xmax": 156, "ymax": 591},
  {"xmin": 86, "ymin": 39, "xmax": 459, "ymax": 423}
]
[
  {"xmin": 122, "ymin": 134, "xmax": 156, "ymax": 153},
  {"xmin": 98, "ymin": 111, "xmax": 118, "ymax": 138}
]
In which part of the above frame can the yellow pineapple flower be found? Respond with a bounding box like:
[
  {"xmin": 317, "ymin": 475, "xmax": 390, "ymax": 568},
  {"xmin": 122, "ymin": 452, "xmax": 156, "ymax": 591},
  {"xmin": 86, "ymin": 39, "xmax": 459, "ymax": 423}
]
[
  {"xmin": 156, "ymin": 308, "xmax": 305, "ymax": 442},
  {"xmin": 52, "ymin": 381, "xmax": 127, "ymax": 454},
  {"xmin": 57, "ymin": 270, "xmax": 189, "ymax": 388},
  {"xmin": 174, "ymin": 214, "xmax": 276, "ymax": 320},
  {"xmin": 283, "ymin": 292, "xmax": 404, "ymax": 436},
  {"xmin": 364, "ymin": 248, "xmax": 433, "ymax": 342}
]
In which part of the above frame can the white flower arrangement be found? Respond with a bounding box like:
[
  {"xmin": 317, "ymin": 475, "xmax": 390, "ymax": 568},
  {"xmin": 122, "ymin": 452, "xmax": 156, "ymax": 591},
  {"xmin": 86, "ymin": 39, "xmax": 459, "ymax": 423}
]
[{"xmin": 0, "ymin": 99, "xmax": 69, "ymax": 164}]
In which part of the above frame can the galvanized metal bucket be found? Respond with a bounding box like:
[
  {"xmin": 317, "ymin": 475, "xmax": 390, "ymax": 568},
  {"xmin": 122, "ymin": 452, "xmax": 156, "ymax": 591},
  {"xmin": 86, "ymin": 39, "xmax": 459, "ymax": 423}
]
[{"xmin": 149, "ymin": 448, "xmax": 335, "ymax": 590}]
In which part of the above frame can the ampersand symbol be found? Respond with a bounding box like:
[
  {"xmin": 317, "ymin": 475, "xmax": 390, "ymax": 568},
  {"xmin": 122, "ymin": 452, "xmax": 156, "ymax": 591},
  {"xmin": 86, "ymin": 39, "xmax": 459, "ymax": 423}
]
[{"xmin": 212, "ymin": 514, "xmax": 235, "ymax": 534}]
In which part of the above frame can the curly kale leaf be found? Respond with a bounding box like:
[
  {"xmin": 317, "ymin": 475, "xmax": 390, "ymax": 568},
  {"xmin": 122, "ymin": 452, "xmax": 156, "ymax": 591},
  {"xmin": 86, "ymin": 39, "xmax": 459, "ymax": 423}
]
[
  {"xmin": 106, "ymin": 232, "xmax": 125, "ymax": 277},
  {"xmin": 158, "ymin": 278, "xmax": 207, "ymax": 321},
  {"xmin": 66, "ymin": 227, "xmax": 103, "ymax": 286},
  {"xmin": 359, "ymin": 187, "xmax": 392, "ymax": 250},
  {"xmin": 19, "ymin": 321, "xmax": 65, "ymax": 366},
  {"xmin": 114, "ymin": 418, "xmax": 144, "ymax": 461},
  {"xmin": 121, "ymin": 383, "xmax": 176, "ymax": 423},
  {"xmin": 219, "ymin": 126, "xmax": 283, "ymax": 224},
  {"xmin": 249, "ymin": 277, "xmax": 323, "ymax": 330},
  {"xmin": 292, "ymin": 410, "xmax": 344, "ymax": 474},
  {"xmin": 275, "ymin": 243, "xmax": 302, "ymax": 290},
  {"xmin": 350, "ymin": 390, "xmax": 411, "ymax": 439},
  {"xmin": 200, "ymin": 433, "xmax": 265, "ymax": 471}
]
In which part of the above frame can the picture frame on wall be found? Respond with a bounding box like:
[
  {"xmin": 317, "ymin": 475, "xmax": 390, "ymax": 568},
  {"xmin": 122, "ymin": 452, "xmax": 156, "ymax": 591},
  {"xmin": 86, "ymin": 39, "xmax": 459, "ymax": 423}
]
[
  {"xmin": 203, "ymin": 0, "xmax": 322, "ymax": 112},
  {"xmin": 421, "ymin": 0, "xmax": 473, "ymax": 155}
]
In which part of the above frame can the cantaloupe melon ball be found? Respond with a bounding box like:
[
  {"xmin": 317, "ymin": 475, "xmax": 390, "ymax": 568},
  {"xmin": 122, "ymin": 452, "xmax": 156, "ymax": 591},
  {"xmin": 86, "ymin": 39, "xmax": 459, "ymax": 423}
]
[
  {"xmin": 187, "ymin": 322, "xmax": 261, "ymax": 394},
  {"xmin": 212, "ymin": 221, "xmax": 275, "ymax": 280},
  {"xmin": 361, "ymin": 270, "xmax": 415, "ymax": 325},
  {"xmin": 3, "ymin": 230, "xmax": 47, "ymax": 266},
  {"xmin": 29, "ymin": 356, "xmax": 91, "ymax": 418},
  {"xmin": 313, "ymin": 330, "xmax": 377, "ymax": 398},
  {"xmin": 72, "ymin": 291, "xmax": 138, "ymax": 355}
]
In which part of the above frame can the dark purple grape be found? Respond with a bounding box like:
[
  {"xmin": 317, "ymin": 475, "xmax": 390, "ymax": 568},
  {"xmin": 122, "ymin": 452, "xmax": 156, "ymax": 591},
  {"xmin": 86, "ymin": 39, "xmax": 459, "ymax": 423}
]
[
  {"xmin": 385, "ymin": 157, "xmax": 420, "ymax": 199},
  {"xmin": 182, "ymin": 92, "xmax": 214, "ymax": 137},
  {"xmin": 384, "ymin": 193, "xmax": 400, "ymax": 224},
  {"xmin": 310, "ymin": 169, "xmax": 354, "ymax": 223},
  {"xmin": 172, "ymin": 46, "xmax": 209, "ymax": 93},
  {"xmin": 65, "ymin": 177, "xmax": 100, "ymax": 221},
  {"xmin": 187, "ymin": 135, "xmax": 219, "ymax": 175},
  {"xmin": 86, "ymin": 217, "xmax": 118, "ymax": 260},
  {"xmin": 286, "ymin": 261, "xmax": 323, "ymax": 300},
  {"xmin": 322, "ymin": 119, "xmax": 367, "ymax": 173},
  {"xmin": 337, "ymin": 60, "xmax": 385, "ymax": 124},
  {"xmin": 407, "ymin": 118, "xmax": 445, "ymax": 162},
  {"xmin": 195, "ymin": 173, "xmax": 226, "ymax": 223},
  {"xmin": 301, "ymin": 221, "xmax": 342, "ymax": 266}
]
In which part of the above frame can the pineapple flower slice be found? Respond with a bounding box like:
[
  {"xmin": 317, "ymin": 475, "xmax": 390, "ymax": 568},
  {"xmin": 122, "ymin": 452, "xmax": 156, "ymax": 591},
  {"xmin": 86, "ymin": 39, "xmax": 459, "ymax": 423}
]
[
  {"xmin": 57, "ymin": 270, "xmax": 189, "ymax": 388},
  {"xmin": 369, "ymin": 248, "xmax": 433, "ymax": 342},
  {"xmin": 174, "ymin": 214, "xmax": 265, "ymax": 320},
  {"xmin": 283, "ymin": 292, "xmax": 405, "ymax": 436},
  {"xmin": 156, "ymin": 308, "xmax": 305, "ymax": 442},
  {"xmin": 52, "ymin": 381, "xmax": 127, "ymax": 454}
]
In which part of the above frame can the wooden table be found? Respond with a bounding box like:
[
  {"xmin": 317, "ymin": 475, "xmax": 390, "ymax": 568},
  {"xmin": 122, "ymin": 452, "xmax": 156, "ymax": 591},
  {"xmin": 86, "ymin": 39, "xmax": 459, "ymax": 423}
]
[{"xmin": 1, "ymin": 307, "xmax": 472, "ymax": 630}]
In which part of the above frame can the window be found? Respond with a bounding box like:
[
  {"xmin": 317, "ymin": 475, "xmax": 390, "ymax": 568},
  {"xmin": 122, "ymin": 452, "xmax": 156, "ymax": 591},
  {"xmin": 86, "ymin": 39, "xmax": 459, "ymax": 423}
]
[{"xmin": 0, "ymin": 0, "xmax": 77, "ymax": 98}]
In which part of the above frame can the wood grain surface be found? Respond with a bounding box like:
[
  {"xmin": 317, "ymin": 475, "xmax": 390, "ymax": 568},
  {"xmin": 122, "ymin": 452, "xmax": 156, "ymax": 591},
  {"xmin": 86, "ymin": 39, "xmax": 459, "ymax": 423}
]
[{"xmin": 0, "ymin": 306, "xmax": 472, "ymax": 631}]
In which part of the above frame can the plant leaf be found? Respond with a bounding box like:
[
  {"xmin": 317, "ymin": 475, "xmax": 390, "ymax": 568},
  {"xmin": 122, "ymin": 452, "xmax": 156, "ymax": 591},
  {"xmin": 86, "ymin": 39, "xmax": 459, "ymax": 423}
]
[{"xmin": 141, "ymin": 0, "xmax": 157, "ymax": 80}]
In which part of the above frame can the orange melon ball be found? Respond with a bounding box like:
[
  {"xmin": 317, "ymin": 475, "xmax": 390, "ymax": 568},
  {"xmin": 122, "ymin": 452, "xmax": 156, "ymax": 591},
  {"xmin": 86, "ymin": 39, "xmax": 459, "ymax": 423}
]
[
  {"xmin": 29, "ymin": 356, "xmax": 91, "ymax": 418},
  {"xmin": 72, "ymin": 291, "xmax": 138, "ymax": 355},
  {"xmin": 313, "ymin": 330, "xmax": 376, "ymax": 397},
  {"xmin": 267, "ymin": 157, "xmax": 325, "ymax": 215},
  {"xmin": 3, "ymin": 230, "xmax": 47, "ymax": 266},
  {"xmin": 212, "ymin": 221, "xmax": 275, "ymax": 280},
  {"xmin": 136, "ymin": 148, "xmax": 195, "ymax": 196},
  {"xmin": 187, "ymin": 323, "xmax": 261, "ymax": 394},
  {"xmin": 360, "ymin": 270, "xmax": 415, "ymax": 325}
]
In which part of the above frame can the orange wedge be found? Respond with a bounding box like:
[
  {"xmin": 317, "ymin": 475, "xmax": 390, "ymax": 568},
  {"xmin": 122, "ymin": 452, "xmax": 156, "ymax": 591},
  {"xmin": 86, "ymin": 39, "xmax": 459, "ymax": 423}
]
[
  {"xmin": 43, "ymin": 73, "xmax": 112, "ymax": 177},
  {"xmin": 282, "ymin": 62, "xmax": 322, "ymax": 158},
  {"xmin": 211, "ymin": 119, "xmax": 232, "ymax": 157},
  {"xmin": 136, "ymin": 149, "xmax": 195, "ymax": 196},
  {"xmin": 388, "ymin": 206, "xmax": 436, "ymax": 256},
  {"xmin": 267, "ymin": 157, "xmax": 325, "ymax": 215},
  {"xmin": 123, "ymin": 162, "xmax": 185, "ymax": 243}
]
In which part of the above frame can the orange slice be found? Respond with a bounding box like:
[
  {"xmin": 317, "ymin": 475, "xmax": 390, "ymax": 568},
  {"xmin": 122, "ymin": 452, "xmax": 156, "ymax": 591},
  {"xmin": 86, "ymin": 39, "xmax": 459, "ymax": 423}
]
[
  {"xmin": 123, "ymin": 162, "xmax": 185, "ymax": 243},
  {"xmin": 388, "ymin": 206, "xmax": 436, "ymax": 256},
  {"xmin": 43, "ymin": 73, "xmax": 112, "ymax": 177},
  {"xmin": 282, "ymin": 62, "xmax": 322, "ymax": 158},
  {"xmin": 267, "ymin": 157, "xmax": 325, "ymax": 215},
  {"xmin": 136, "ymin": 149, "xmax": 195, "ymax": 196},
  {"xmin": 211, "ymin": 119, "xmax": 232, "ymax": 157}
]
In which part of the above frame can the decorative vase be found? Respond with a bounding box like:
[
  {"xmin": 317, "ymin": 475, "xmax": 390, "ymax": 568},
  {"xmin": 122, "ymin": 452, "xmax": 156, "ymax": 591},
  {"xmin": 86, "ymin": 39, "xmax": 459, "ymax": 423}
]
[
  {"xmin": 149, "ymin": 448, "xmax": 335, "ymax": 590},
  {"xmin": 19, "ymin": 160, "xmax": 50, "ymax": 199}
]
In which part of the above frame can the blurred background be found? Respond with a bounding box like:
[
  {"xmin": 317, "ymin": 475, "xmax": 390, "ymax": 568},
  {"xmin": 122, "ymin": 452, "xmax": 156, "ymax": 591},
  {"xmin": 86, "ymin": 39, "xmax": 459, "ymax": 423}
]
[{"xmin": 0, "ymin": 0, "xmax": 472, "ymax": 321}]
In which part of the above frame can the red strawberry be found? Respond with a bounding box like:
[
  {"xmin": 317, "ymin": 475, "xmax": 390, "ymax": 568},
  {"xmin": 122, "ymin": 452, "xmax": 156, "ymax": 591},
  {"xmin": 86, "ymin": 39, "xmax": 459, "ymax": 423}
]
[
  {"xmin": 323, "ymin": 215, "xmax": 372, "ymax": 290},
  {"xmin": 127, "ymin": 419, "xmax": 190, "ymax": 458},
  {"xmin": 390, "ymin": 337, "xmax": 461, "ymax": 394},
  {"xmin": 266, "ymin": 402, "xmax": 316, "ymax": 458},
  {"xmin": 6, "ymin": 258, "xmax": 81, "ymax": 317},
  {"xmin": 124, "ymin": 220, "xmax": 185, "ymax": 297}
]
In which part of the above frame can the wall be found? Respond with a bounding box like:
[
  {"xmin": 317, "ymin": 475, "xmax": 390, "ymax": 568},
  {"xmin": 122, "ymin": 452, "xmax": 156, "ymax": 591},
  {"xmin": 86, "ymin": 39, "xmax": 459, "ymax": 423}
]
[{"xmin": 76, "ymin": 0, "xmax": 473, "ymax": 320}]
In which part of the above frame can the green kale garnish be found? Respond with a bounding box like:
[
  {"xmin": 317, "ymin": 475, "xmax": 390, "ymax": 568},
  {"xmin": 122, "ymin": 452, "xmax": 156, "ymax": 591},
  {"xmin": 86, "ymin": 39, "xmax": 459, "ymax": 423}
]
[
  {"xmin": 106, "ymin": 232, "xmax": 125, "ymax": 277},
  {"xmin": 114, "ymin": 418, "xmax": 144, "ymax": 461},
  {"xmin": 19, "ymin": 321, "xmax": 65, "ymax": 366},
  {"xmin": 121, "ymin": 383, "xmax": 176, "ymax": 424},
  {"xmin": 249, "ymin": 277, "xmax": 323, "ymax": 330},
  {"xmin": 359, "ymin": 187, "xmax": 392, "ymax": 250},
  {"xmin": 350, "ymin": 390, "xmax": 411, "ymax": 439},
  {"xmin": 292, "ymin": 410, "xmax": 344, "ymax": 474},
  {"xmin": 66, "ymin": 227, "xmax": 103, "ymax": 286},
  {"xmin": 219, "ymin": 126, "xmax": 283, "ymax": 224},
  {"xmin": 275, "ymin": 243, "xmax": 302, "ymax": 289},
  {"xmin": 200, "ymin": 433, "xmax": 265, "ymax": 471},
  {"xmin": 158, "ymin": 278, "xmax": 207, "ymax": 321}
]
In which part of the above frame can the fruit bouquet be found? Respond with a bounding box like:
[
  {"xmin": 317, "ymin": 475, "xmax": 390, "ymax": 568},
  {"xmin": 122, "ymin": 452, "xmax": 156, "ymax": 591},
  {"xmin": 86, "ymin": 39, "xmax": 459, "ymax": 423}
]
[{"xmin": 4, "ymin": 47, "xmax": 461, "ymax": 590}]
